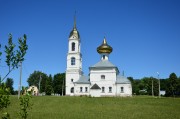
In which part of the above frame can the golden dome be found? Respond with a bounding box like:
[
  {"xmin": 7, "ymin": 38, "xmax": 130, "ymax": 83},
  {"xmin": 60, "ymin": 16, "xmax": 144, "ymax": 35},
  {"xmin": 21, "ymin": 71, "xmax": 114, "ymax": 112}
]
[
  {"xmin": 69, "ymin": 28, "xmax": 80, "ymax": 39},
  {"xmin": 97, "ymin": 38, "xmax": 113, "ymax": 54}
]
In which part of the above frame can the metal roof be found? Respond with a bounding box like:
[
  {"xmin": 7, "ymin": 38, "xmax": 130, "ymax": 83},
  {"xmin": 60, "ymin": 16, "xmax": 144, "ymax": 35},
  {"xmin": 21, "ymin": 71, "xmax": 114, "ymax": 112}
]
[
  {"xmin": 75, "ymin": 75, "xmax": 90, "ymax": 84},
  {"xmin": 116, "ymin": 75, "xmax": 131, "ymax": 84},
  {"xmin": 90, "ymin": 60, "xmax": 116, "ymax": 68}
]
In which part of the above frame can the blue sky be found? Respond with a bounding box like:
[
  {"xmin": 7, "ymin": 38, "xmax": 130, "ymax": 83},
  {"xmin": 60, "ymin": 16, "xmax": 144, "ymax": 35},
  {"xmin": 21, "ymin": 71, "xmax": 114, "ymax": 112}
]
[{"xmin": 0, "ymin": 0, "xmax": 180, "ymax": 89}]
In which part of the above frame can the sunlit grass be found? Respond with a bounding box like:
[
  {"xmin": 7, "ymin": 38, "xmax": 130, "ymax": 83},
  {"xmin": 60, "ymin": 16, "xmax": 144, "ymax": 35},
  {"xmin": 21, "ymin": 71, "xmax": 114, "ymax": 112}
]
[{"xmin": 2, "ymin": 95, "xmax": 180, "ymax": 119}]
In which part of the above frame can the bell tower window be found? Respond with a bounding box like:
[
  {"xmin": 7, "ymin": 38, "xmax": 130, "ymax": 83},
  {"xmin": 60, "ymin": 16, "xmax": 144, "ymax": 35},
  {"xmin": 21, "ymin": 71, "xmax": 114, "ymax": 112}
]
[
  {"xmin": 72, "ymin": 42, "xmax": 75, "ymax": 51},
  {"xmin": 101, "ymin": 75, "xmax": 105, "ymax": 79},
  {"xmin": 71, "ymin": 57, "xmax": 75, "ymax": 65},
  {"xmin": 103, "ymin": 55, "xmax": 105, "ymax": 60},
  {"xmin": 70, "ymin": 87, "xmax": 74, "ymax": 93}
]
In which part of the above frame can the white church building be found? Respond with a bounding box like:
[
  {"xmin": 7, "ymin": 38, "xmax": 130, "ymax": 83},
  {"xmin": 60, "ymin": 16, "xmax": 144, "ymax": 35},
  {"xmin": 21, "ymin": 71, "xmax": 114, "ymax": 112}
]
[{"xmin": 65, "ymin": 18, "xmax": 132, "ymax": 97}]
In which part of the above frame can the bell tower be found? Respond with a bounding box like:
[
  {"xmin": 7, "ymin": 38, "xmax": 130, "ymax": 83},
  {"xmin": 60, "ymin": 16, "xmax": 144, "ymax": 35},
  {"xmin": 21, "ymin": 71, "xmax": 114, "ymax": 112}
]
[{"xmin": 65, "ymin": 16, "xmax": 82, "ymax": 96}]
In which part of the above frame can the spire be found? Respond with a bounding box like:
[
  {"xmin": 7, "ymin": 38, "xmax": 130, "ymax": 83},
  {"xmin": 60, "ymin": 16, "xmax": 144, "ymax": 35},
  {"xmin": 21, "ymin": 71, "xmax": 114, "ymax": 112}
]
[
  {"xmin": 69, "ymin": 12, "xmax": 80, "ymax": 39},
  {"xmin": 73, "ymin": 13, "xmax": 76, "ymax": 30},
  {"xmin": 103, "ymin": 37, "xmax": 107, "ymax": 45}
]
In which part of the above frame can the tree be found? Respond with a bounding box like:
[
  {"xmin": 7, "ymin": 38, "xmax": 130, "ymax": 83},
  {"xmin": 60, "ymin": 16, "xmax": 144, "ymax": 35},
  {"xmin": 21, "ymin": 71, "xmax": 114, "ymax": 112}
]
[
  {"xmin": 0, "ymin": 44, "xmax": 2, "ymax": 63},
  {"xmin": 53, "ymin": 73, "xmax": 65, "ymax": 95},
  {"xmin": 5, "ymin": 78, "xmax": 14, "ymax": 95},
  {"xmin": 2, "ymin": 34, "xmax": 28, "ymax": 82},
  {"xmin": 45, "ymin": 75, "xmax": 53, "ymax": 95},
  {"xmin": 166, "ymin": 73, "xmax": 178, "ymax": 97},
  {"xmin": 176, "ymin": 77, "xmax": 180, "ymax": 96},
  {"xmin": 27, "ymin": 71, "xmax": 49, "ymax": 93},
  {"xmin": 0, "ymin": 34, "xmax": 28, "ymax": 118}
]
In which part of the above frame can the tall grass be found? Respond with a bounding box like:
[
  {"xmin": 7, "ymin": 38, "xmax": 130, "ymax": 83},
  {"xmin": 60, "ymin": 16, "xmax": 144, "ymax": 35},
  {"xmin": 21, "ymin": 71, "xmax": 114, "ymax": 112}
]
[{"xmin": 2, "ymin": 96, "xmax": 180, "ymax": 119}]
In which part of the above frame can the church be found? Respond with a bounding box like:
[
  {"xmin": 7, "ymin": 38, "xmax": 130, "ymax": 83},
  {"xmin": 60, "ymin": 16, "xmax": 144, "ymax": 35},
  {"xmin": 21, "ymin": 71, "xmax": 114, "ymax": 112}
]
[{"xmin": 65, "ymin": 18, "xmax": 132, "ymax": 97}]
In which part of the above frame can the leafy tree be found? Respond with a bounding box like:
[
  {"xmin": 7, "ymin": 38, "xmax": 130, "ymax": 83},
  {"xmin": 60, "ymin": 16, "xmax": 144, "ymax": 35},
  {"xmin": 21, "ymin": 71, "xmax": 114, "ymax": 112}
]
[
  {"xmin": 45, "ymin": 75, "xmax": 53, "ymax": 95},
  {"xmin": 53, "ymin": 73, "xmax": 65, "ymax": 95},
  {"xmin": 166, "ymin": 73, "xmax": 178, "ymax": 97},
  {"xmin": 0, "ymin": 34, "xmax": 28, "ymax": 118},
  {"xmin": 27, "ymin": 71, "xmax": 49, "ymax": 93},
  {"xmin": 133, "ymin": 80, "xmax": 141, "ymax": 95},
  {"xmin": 176, "ymin": 77, "xmax": 180, "ymax": 96},
  {"xmin": 0, "ymin": 83, "xmax": 11, "ymax": 119},
  {"xmin": 5, "ymin": 78, "xmax": 14, "ymax": 95},
  {"xmin": 0, "ymin": 44, "xmax": 2, "ymax": 62},
  {"xmin": 18, "ymin": 94, "xmax": 32, "ymax": 119},
  {"xmin": 2, "ymin": 34, "xmax": 28, "ymax": 82}
]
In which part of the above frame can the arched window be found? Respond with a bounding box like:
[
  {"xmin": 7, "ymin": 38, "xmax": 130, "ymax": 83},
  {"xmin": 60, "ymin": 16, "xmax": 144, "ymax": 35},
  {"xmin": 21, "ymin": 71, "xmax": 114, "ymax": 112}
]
[
  {"xmin": 102, "ymin": 87, "xmax": 105, "ymax": 93},
  {"xmin": 71, "ymin": 57, "xmax": 75, "ymax": 65},
  {"xmin": 85, "ymin": 87, "xmax": 88, "ymax": 92},
  {"xmin": 71, "ymin": 79, "xmax": 73, "ymax": 82},
  {"xmin": 80, "ymin": 87, "xmax": 83, "ymax": 92},
  {"xmin": 101, "ymin": 75, "xmax": 105, "ymax": 79},
  {"xmin": 109, "ymin": 87, "xmax": 112, "ymax": 93},
  {"xmin": 121, "ymin": 87, "xmax": 124, "ymax": 93},
  {"xmin": 72, "ymin": 42, "xmax": 75, "ymax": 51},
  {"xmin": 103, "ymin": 55, "xmax": 105, "ymax": 60},
  {"xmin": 70, "ymin": 87, "xmax": 74, "ymax": 93}
]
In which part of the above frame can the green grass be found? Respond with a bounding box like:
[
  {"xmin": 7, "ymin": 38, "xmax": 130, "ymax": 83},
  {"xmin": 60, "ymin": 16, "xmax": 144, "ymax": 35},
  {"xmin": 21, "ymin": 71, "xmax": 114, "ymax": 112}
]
[{"xmin": 1, "ymin": 96, "xmax": 180, "ymax": 119}]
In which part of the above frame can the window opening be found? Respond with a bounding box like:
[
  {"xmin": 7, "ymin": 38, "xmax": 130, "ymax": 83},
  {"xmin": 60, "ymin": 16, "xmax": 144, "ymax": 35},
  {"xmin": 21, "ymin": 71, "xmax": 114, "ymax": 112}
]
[{"xmin": 71, "ymin": 57, "xmax": 75, "ymax": 65}]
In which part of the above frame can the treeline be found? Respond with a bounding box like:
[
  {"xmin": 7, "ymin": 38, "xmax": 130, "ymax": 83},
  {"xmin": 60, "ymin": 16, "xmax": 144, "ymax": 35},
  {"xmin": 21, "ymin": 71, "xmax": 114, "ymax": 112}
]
[
  {"xmin": 27, "ymin": 71, "xmax": 65, "ymax": 95},
  {"xmin": 128, "ymin": 72, "xmax": 180, "ymax": 97},
  {"xmin": 3, "ymin": 71, "xmax": 180, "ymax": 97}
]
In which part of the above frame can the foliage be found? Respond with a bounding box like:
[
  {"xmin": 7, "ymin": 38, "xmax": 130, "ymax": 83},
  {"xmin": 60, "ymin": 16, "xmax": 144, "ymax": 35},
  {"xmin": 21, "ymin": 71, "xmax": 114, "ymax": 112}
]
[
  {"xmin": 2, "ymin": 34, "xmax": 28, "ymax": 82},
  {"xmin": 27, "ymin": 71, "xmax": 49, "ymax": 93},
  {"xmin": 165, "ymin": 73, "xmax": 178, "ymax": 97},
  {"xmin": 18, "ymin": 95, "xmax": 32, "ymax": 119},
  {"xmin": 53, "ymin": 73, "xmax": 65, "ymax": 95},
  {"xmin": 0, "ymin": 83, "xmax": 11, "ymax": 119},
  {"xmin": 5, "ymin": 78, "xmax": 14, "ymax": 95},
  {"xmin": 0, "ymin": 83, "xmax": 10, "ymax": 110},
  {"xmin": 45, "ymin": 75, "xmax": 53, "ymax": 95},
  {"xmin": 0, "ymin": 44, "xmax": 2, "ymax": 62}
]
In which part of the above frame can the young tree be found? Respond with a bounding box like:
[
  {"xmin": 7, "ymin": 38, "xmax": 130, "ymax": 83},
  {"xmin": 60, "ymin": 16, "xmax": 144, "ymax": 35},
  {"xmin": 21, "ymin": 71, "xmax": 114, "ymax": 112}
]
[
  {"xmin": 5, "ymin": 78, "xmax": 14, "ymax": 95},
  {"xmin": 2, "ymin": 34, "xmax": 28, "ymax": 82},
  {"xmin": 0, "ymin": 34, "xmax": 28, "ymax": 118}
]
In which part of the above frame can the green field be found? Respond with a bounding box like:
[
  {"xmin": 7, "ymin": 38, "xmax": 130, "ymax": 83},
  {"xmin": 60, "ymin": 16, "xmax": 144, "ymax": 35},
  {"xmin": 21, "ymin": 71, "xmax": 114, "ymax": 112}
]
[{"xmin": 1, "ymin": 96, "xmax": 180, "ymax": 119}]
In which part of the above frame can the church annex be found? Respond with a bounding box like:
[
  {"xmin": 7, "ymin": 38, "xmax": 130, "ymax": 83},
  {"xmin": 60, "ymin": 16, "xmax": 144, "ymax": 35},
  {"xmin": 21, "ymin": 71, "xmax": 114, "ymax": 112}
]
[{"xmin": 65, "ymin": 18, "xmax": 132, "ymax": 97}]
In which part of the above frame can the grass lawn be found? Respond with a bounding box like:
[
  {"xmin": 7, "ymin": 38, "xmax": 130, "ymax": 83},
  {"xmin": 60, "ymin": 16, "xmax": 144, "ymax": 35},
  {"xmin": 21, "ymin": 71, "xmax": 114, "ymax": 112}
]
[{"xmin": 1, "ymin": 95, "xmax": 180, "ymax": 119}]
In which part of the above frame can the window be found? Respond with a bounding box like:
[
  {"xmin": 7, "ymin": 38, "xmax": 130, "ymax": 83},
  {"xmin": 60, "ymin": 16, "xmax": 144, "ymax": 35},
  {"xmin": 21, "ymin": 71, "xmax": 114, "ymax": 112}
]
[
  {"xmin": 102, "ymin": 87, "xmax": 105, "ymax": 93},
  {"xmin": 70, "ymin": 87, "xmax": 74, "ymax": 93},
  {"xmin": 72, "ymin": 42, "xmax": 75, "ymax": 51},
  {"xmin": 71, "ymin": 79, "xmax": 73, "ymax": 82},
  {"xmin": 101, "ymin": 75, "xmax": 105, "ymax": 79},
  {"xmin": 103, "ymin": 55, "xmax": 105, "ymax": 59},
  {"xmin": 109, "ymin": 87, "xmax": 112, "ymax": 93},
  {"xmin": 85, "ymin": 87, "xmax": 88, "ymax": 92},
  {"xmin": 121, "ymin": 87, "xmax": 124, "ymax": 93},
  {"xmin": 71, "ymin": 57, "xmax": 75, "ymax": 65},
  {"xmin": 80, "ymin": 87, "xmax": 83, "ymax": 92}
]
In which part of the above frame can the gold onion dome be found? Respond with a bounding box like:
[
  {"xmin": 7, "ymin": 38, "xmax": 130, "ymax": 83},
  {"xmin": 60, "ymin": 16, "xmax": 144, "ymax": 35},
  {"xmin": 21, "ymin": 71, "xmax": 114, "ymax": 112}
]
[{"xmin": 97, "ymin": 38, "xmax": 113, "ymax": 54}]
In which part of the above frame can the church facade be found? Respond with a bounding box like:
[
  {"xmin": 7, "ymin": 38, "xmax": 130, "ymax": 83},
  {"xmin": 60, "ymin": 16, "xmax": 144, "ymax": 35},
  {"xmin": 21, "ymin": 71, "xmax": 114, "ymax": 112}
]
[{"xmin": 65, "ymin": 19, "xmax": 132, "ymax": 97}]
